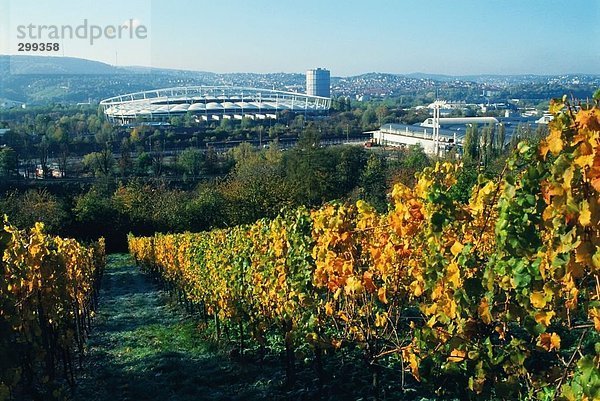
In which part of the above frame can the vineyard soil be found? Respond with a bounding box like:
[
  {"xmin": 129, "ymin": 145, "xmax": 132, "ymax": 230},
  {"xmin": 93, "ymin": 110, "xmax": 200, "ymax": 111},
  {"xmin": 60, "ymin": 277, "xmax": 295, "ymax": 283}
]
[
  {"xmin": 73, "ymin": 254, "xmax": 288, "ymax": 401},
  {"xmin": 72, "ymin": 255, "xmax": 436, "ymax": 400}
]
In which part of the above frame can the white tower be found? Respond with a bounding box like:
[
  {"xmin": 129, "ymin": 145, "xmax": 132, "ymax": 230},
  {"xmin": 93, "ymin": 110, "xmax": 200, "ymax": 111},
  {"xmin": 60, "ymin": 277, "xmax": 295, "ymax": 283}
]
[{"xmin": 306, "ymin": 68, "xmax": 331, "ymax": 98}]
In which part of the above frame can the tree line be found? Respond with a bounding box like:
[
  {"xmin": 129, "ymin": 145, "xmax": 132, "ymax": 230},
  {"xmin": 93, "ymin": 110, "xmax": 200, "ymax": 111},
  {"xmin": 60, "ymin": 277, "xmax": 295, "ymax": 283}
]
[{"xmin": 0, "ymin": 137, "xmax": 432, "ymax": 251}]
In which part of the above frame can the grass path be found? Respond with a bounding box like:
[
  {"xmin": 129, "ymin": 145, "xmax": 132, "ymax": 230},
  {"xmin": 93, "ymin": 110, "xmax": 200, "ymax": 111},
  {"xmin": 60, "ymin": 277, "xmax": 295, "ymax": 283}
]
[{"xmin": 72, "ymin": 254, "xmax": 282, "ymax": 401}]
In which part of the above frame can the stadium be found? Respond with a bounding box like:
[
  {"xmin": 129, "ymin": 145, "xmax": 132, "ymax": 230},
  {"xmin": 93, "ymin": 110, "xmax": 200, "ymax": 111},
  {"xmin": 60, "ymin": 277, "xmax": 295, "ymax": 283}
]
[{"xmin": 100, "ymin": 86, "xmax": 331, "ymax": 125}]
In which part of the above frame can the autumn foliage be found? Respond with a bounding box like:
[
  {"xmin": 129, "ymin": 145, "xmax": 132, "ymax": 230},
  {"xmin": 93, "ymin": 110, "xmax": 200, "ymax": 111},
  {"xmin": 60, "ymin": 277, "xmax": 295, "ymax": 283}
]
[
  {"xmin": 129, "ymin": 100, "xmax": 600, "ymax": 400},
  {"xmin": 0, "ymin": 221, "xmax": 105, "ymax": 400}
]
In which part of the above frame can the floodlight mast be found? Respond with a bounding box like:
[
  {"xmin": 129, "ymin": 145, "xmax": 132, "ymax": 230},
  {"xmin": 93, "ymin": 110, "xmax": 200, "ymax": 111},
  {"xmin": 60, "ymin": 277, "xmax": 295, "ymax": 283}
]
[{"xmin": 432, "ymin": 101, "xmax": 441, "ymax": 156}]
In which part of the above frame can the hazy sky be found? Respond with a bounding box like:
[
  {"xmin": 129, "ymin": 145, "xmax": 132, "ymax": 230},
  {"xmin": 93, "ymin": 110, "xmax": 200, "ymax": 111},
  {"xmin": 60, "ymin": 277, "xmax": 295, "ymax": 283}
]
[{"xmin": 1, "ymin": 0, "xmax": 599, "ymax": 76}]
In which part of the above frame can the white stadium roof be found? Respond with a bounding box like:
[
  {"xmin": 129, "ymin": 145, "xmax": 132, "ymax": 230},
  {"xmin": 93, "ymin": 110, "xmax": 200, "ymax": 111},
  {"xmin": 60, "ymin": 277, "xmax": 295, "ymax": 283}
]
[{"xmin": 100, "ymin": 86, "xmax": 331, "ymax": 125}]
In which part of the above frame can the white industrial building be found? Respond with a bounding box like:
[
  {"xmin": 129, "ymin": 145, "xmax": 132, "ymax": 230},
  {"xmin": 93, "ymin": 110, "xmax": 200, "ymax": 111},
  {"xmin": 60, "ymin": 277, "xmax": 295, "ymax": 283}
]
[{"xmin": 372, "ymin": 123, "xmax": 461, "ymax": 156}]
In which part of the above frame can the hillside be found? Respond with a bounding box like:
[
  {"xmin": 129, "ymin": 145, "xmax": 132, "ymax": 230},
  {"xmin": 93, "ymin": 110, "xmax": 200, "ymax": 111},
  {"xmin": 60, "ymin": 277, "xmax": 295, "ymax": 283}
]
[
  {"xmin": 2, "ymin": 55, "xmax": 121, "ymax": 75},
  {"xmin": 0, "ymin": 55, "xmax": 301, "ymax": 104},
  {"xmin": 1, "ymin": 55, "xmax": 598, "ymax": 105}
]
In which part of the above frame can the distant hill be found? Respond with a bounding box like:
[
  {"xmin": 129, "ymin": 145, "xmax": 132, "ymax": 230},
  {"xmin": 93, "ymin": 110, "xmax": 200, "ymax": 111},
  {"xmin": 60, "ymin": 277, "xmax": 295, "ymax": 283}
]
[
  {"xmin": 0, "ymin": 55, "xmax": 122, "ymax": 75},
  {"xmin": 0, "ymin": 55, "xmax": 308, "ymax": 105},
  {"xmin": 405, "ymin": 72, "xmax": 456, "ymax": 82},
  {"xmin": 0, "ymin": 55, "xmax": 598, "ymax": 106},
  {"xmin": 0, "ymin": 55, "xmax": 220, "ymax": 104}
]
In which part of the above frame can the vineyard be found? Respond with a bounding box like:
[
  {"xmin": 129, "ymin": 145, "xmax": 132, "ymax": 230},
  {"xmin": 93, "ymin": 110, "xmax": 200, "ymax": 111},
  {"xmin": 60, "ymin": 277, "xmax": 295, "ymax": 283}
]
[
  {"xmin": 129, "ymin": 101, "xmax": 600, "ymax": 400},
  {"xmin": 0, "ymin": 221, "xmax": 105, "ymax": 400}
]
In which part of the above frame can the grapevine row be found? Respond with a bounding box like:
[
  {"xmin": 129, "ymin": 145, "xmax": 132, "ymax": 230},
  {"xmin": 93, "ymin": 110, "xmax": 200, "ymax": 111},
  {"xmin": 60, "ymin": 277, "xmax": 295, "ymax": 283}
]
[
  {"xmin": 0, "ymin": 220, "xmax": 106, "ymax": 400},
  {"xmin": 129, "ymin": 101, "xmax": 600, "ymax": 400}
]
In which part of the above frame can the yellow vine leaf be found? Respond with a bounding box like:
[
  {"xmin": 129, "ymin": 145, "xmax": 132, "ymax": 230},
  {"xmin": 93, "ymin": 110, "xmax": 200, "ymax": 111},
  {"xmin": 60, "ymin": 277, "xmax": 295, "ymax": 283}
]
[
  {"xmin": 447, "ymin": 349, "xmax": 466, "ymax": 363},
  {"xmin": 495, "ymin": 325, "xmax": 506, "ymax": 340},
  {"xmin": 530, "ymin": 291, "xmax": 547, "ymax": 309},
  {"xmin": 325, "ymin": 301, "xmax": 334, "ymax": 316},
  {"xmin": 578, "ymin": 200, "xmax": 591, "ymax": 227},
  {"xmin": 574, "ymin": 146, "xmax": 594, "ymax": 168},
  {"xmin": 337, "ymin": 311, "xmax": 350, "ymax": 322},
  {"xmin": 344, "ymin": 276, "xmax": 363, "ymax": 295},
  {"xmin": 410, "ymin": 279, "xmax": 423, "ymax": 297},
  {"xmin": 589, "ymin": 308, "xmax": 600, "ymax": 332},
  {"xmin": 402, "ymin": 346, "xmax": 420, "ymax": 381},
  {"xmin": 593, "ymin": 248, "xmax": 600, "ymax": 270},
  {"xmin": 534, "ymin": 311, "xmax": 555, "ymax": 327},
  {"xmin": 540, "ymin": 128, "xmax": 563, "ymax": 159},
  {"xmin": 450, "ymin": 241, "xmax": 464, "ymax": 257},
  {"xmin": 575, "ymin": 108, "xmax": 600, "ymax": 131},
  {"xmin": 446, "ymin": 262, "xmax": 461, "ymax": 288},
  {"xmin": 589, "ymin": 149, "xmax": 600, "ymax": 192},
  {"xmin": 538, "ymin": 332, "xmax": 561, "ymax": 351},
  {"xmin": 362, "ymin": 271, "xmax": 376, "ymax": 293},
  {"xmin": 375, "ymin": 312, "xmax": 388, "ymax": 328},
  {"xmin": 378, "ymin": 286, "xmax": 388, "ymax": 304},
  {"xmin": 478, "ymin": 298, "xmax": 492, "ymax": 324}
]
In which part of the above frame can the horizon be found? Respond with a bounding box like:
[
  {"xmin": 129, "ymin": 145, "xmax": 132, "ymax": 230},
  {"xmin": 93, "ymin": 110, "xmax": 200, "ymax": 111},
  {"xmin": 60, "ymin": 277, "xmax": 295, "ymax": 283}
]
[
  {"xmin": 3, "ymin": 54, "xmax": 599, "ymax": 79},
  {"xmin": 1, "ymin": 0, "xmax": 599, "ymax": 76}
]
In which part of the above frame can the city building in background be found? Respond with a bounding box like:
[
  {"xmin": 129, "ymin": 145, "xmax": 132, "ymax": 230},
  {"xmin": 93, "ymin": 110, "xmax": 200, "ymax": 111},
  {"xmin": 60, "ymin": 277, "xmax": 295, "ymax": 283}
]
[{"xmin": 306, "ymin": 68, "xmax": 331, "ymax": 98}]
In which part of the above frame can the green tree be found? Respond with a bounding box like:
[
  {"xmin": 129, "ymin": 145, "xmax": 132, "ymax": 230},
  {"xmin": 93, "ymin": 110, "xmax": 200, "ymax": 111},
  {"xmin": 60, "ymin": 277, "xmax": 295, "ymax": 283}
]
[
  {"xmin": 151, "ymin": 138, "xmax": 165, "ymax": 177},
  {"xmin": 87, "ymin": 115, "xmax": 101, "ymax": 134},
  {"xmin": 375, "ymin": 105, "xmax": 389, "ymax": 125},
  {"xmin": 220, "ymin": 117, "xmax": 232, "ymax": 131},
  {"xmin": 388, "ymin": 144, "xmax": 431, "ymax": 186},
  {"xmin": 119, "ymin": 137, "xmax": 133, "ymax": 177},
  {"xmin": 220, "ymin": 150, "xmax": 292, "ymax": 225},
  {"xmin": 57, "ymin": 143, "xmax": 69, "ymax": 178},
  {"xmin": 204, "ymin": 147, "xmax": 219, "ymax": 175},
  {"xmin": 462, "ymin": 123, "xmax": 480, "ymax": 165},
  {"xmin": 186, "ymin": 185, "xmax": 227, "ymax": 231},
  {"xmin": 169, "ymin": 116, "xmax": 183, "ymax": 127},
  {"xmin": 82, "ymin": 150, "xmax": 115, "ymax": 176},
  {"xmin": 230, "ymin": 142, "xmax": 256, "ymax": 164},
  {"xmin": 509, "ymin": 123, "xmax": 533, "ymax": 148},
  {"xmin": 0, "ymin": 189, "xmax": 68, "ymax": 233},
  {"xmin": 73, "ymin": 185, "xmax": 123, "ymax": 247},
  {"xmin": 404, "ymin": 144, "xmax": 430, "ymax": 170},
  {"xmin": 37, "ymin": 136, "xmax": 50, "ymax": 178},
  {"xmin": 178, "ymin": 147, "xmax": 204, "ymax": 178},
  {"xmin": 335, "ymin": 146, "xmax": 367, "ymax": 195},
  {"xmin": 297, "ymin": 125, "xmax": 321, "ymax": 150},
  {"xmin": 361, "ymin": 107, "xmax": 377, "ymax": 128},
  {"xmin": 135, "ymin": 152, "xmax": 153, "ymax": 176},
  {"xmin": 48, "ymin": 125, "xmax": 66, "ymax": 144},
  {"xmin": 283, "ymin": 147, "xmax": 336, "ymax": 206},
  {"xmin": 183, "ymin": 112, "xmax": 195, "ymax": 128},
  {"xmin": 241, "ymin": 116, "xmax": 254, "ymax": 130},
  {"xmin": 360, "ymin": 153, "xmax": 387, "ymax": 211},
  {"xmin": 496, "ymin": 123, "xmax": 506, "ymax": 154},
  {"xmin": 481, "ymin": 122, "xmax": 496, "ymax": 166},
  {"xmin": 95, "ymin": 122, "xmax": 115, "ymax": 145},
  {"xmin": 0, "ymin": 147, "xmax": 18, "ymax": 178}
]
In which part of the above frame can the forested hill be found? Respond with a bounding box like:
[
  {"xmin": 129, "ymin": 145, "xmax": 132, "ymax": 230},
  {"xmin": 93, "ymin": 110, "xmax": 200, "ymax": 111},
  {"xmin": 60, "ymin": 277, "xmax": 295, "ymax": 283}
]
[
  {"xmin": 1, "ymin": 55, "xmax": 599, "ymax": 106},
  {"xmin": 0, "ymin": 55, "xmax": 213, "ymax": 105},
  {"xmin": 2, "ymin": 55, "xmax": 120, "ymax": 75}
]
